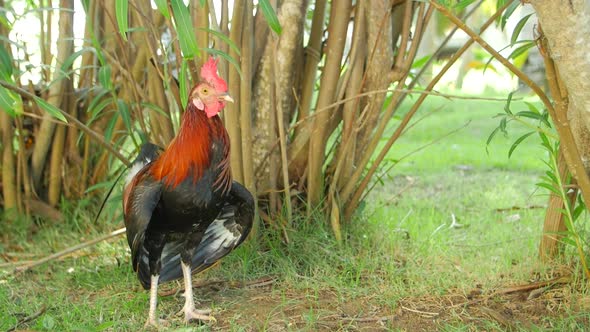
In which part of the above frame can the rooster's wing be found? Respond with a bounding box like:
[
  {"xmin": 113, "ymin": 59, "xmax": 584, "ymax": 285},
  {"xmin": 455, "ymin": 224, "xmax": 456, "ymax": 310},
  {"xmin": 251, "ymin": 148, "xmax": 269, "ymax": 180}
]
[{"xmin": 158, "ymin": 181, "xmax": 254, "ymax": 282}]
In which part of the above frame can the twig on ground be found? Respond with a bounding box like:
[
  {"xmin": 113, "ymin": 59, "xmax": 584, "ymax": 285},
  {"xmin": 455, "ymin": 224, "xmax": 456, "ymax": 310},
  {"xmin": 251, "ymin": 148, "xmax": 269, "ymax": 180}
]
[
  {"xmin": 495, "ymin": 205, "xmax": 546, "ymax": 212},
  {"xmin": 449, "ymin": 275, "xmax": 571, "ymax": 308},
  {"xmin": 7, "ymin": 305, "xmax": 47, "ymax": 332},
  {"xmin": 401, "ymin": 305, "xmax": 439, "ymax": 317},
  {"xmin": 0, "ymin": 260, "xmax": 34, "ymax": 268},
  {"xmin": 341, "ymin": 315, "xmax": 395, "ymax": 322},
  {"xmin": 13, "ymin": 228, "xmax": 126, "ymax": 274}
]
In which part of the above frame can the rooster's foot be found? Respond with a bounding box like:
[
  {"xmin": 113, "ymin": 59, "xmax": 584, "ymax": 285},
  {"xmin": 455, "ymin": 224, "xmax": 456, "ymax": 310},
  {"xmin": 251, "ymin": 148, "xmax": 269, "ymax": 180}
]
[
  {"xmin": 185, "ymin": 308, "xmax": 216, "ymax": 323},
  {"xmin": 144, "ymin": 317, "xmax": 169, "ymax": 329}
]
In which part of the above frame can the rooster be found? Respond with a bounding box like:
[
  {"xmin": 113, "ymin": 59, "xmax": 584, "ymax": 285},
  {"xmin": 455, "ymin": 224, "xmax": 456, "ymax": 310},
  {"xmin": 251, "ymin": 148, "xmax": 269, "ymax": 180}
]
[{"xmin": 123, "ymin": 57, "xmax": 254, "ymax": 327}]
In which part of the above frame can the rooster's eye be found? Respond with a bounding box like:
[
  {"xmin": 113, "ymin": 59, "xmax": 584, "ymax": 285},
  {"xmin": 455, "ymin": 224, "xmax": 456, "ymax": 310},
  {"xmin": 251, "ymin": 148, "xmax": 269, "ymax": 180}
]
[{"xmin": 202, "ymin": 88, "xmax": 208, "ymax": 94}]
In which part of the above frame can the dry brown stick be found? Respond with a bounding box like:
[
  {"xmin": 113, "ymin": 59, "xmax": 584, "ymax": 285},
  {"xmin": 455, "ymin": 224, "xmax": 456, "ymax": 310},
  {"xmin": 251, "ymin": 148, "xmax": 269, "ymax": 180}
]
[
  {"xmin": 340, "ymin": 315, "xmax": 395, "ymax": 322},
  {"xmin": 13, "ymin": 228, "xmax": 126, "ymax": 273},
  {"xmin": 401, "ymin": 306, "xmax": 439, "ymax": 317},
  {"xmin": 7, "ymin": 305, "xmax": 47, "ymax": 332},
  {"xmin": 448, "ymin": 275, "xmax": 571, "ymax": 309}
]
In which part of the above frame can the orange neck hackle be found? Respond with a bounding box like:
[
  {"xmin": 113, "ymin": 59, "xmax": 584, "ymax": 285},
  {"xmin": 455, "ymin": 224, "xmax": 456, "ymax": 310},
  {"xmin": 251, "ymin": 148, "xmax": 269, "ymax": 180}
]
[{"xmin": 149, "ymin": 103, "xmax": 227, "ymax": 189}]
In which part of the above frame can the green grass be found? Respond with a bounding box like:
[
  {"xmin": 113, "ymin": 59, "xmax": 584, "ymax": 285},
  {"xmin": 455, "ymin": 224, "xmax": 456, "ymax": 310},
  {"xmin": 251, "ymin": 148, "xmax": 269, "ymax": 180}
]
[{"xmin": 1, "ymin": 93, "xmax": 588, "ymax": 331}]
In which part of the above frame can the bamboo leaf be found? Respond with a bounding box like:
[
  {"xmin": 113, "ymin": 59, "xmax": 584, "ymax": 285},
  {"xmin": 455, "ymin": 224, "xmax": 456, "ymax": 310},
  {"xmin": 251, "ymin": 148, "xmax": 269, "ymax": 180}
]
[
  {"xmin": 573, "ymin": 200, "xmax": 585, "ymax": 221},
  {"xmin": 258, "ymin": 0, "xmax": 282, "ymax": 35},
  {"xmin": 560, "ymin": 236, "xmax": 576, "ymax": 247},
  {"xmin": 544, "ymin": 170, "xmax": 558, "ymax": 185},
  {"xmin": 60, "ymin": 47, "xmax": 93, "ymax": 73},
  {"xmin": 198, "ymin": 28, "xmax": 241, "ymax": 56},
  {"xmin": 179, "ymin": 59, "xmax": 189, "ymax": 107},
  {"xmin": 508, "ymin": 131, "xmax": 534, "ymax": 158},
  {"xmin": 153, "ymin": 0, "xmax": 170, "ymax": 19},
  {"xmin": 503, "ymin": 91, "xmax": 514, "ymax": 115},
  {"xmin": 500, "ymin": 1, "xmax": 519, "ymax": 30},
  {"xmin": 508, "ymin": 42, "xmax": 535, "ymax": 61},
  {"xmin": 538, "ymin": 132, "xmax": 552, "ymax": 149},
  {"xmin": 524, "ymin": 101, "xmax": 540, "ymax": 114},
  {"xmin": 140, "ymin": 102, "xmax": 168, "ymax": 117},
  {"xmin": 202, "ymin": 48, "xmax": 242, "ymax": 77},
  {"xmin": 115, "ymin": 0, "xmax": 129, "ymax": 41},
  {"xmin": 117, "ymin": 99, "xmax": 132, "ymax": 132},
  {"xmin": 170, "ymin": 0, "xmax": 199, "ymax": 58},
  {"xmin": 0, "ymin": 43, "xmax": 13, "ymax": 79},
  {"xmin": 412, "ymin": 55, "xmax": 431, "ymax": 69},
  {"xmin": 454, "ymin": 0, "xmax": 476, "ymax": 11},
  {"xmin": 34, "ymin": 97, "xmax": 68, "ymax": 123},
  {"xmin": 80, "ymin": 0, "xmax": 90, "ymax": 13},
  {"xmin": 0, "ymin": 86, "xmax": 17, "ymax": 116},
  {"xmin": 511, "ymin": 13, "xmax": 533, "ymax": 44},
  {"xmin": 98, "ymin": 65, "xmax": 112, "ymax": 90},
  {"xmin": 88, "ymin": 98, "xmax": 112, "ymax": 125},
  {"xmin": 536, "ymin": 182, "xmax": 561, "ymax": 196},
  {"xmin": 104, "ymin": 111, "xmax": 119, "ymax": 142},
  {"xmin": 515, "ymin": 110, "xmax": 541, "ymax": 121}
]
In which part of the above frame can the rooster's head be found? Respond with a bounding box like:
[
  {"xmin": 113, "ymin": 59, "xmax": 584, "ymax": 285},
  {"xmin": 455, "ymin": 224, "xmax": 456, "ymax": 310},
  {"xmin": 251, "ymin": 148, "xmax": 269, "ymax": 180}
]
[{"xmin": 190, "ymin": 57, "xmax": 233, "ymax": 118}]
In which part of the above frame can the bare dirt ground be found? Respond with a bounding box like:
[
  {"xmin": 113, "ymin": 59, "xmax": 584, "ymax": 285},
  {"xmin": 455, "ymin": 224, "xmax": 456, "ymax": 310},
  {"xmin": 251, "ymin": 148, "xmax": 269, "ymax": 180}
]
[{"xmin": 154, "ymin": 269, "xmax": 587, "ymax": 331}]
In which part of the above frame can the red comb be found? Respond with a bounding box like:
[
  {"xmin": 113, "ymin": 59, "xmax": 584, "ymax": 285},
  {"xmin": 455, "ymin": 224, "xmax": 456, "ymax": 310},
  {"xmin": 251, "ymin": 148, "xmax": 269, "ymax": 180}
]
[{"xmin": 200, "ymin": 56, "xmax": 228, "ymax": 92}]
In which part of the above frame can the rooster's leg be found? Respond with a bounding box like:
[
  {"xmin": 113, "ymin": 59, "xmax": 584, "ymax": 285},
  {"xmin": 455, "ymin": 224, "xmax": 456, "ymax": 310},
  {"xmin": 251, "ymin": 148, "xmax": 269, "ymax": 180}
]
[
  {"xmin": 181, "ymin": 261, "xmax": 215, "ymax": 322},
  {"xmin": 145, "ymin": 274, "xmax": 168, "ymax": 327}
]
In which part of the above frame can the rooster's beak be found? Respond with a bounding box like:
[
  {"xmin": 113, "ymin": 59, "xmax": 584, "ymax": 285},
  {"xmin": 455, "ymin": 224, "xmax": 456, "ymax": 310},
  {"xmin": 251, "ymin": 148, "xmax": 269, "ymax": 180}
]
[{"xmin": 219, "ymin": 93, "xmax": 234, "ymax": 103}]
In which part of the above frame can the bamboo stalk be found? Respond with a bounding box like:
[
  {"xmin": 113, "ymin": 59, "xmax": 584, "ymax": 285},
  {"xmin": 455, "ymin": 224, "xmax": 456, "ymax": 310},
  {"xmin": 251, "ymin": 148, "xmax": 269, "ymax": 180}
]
[
  {"xmin": 0, "ymin": 111, "xmax": 17, "ymax": 214},
  {"xmin": 30, "ymin": 0, "xmax": 75, "ymax": 191},
  {"xmin": 240, "ymin": 0, "xmax": 256, "ymax": 195},
  {"xmin": 78, "ymin": 0, "xmax": 97, "ymax": 89},
  {"xmin": 268, "ymin": 40, "xmax": 279, "ymax": 214},
  {"xmin": 330, "ymin": 0, "xmax": 366, "ymax": 194},
  {"xmin": 219, "ymin": 0, "xmax": 230, "ymax": 79},
  {"xmin": 342, "ymin": 2, "xmax": 509, "ymax": 218},
  {"xmin": 0, "ymin": 8, "xmax": 18, "ymax": 214},
  {"xmin": 287, "ymin": 0, "xmax": 327, "ymax": 178},
  {"xmin": 193, "ymin": 0, "xmax": 209, "ymax": 68},
  {"xmin": 14, "ymin": 116, "xmax": 31, "ymax": 215},
  {"xmin": 227, "ymin": 0, "xmax": 244, "ymax": 183},
  {"xmin": 307, "ymin": 0, "xmax": 352, "ymax": 209},
  {"xmin": 48, "ymin": 122, "xmax": 66, "ymax": 206},
  {"xmin": 272, "ymin": 40, "xmax": 292, "ymax": 224}
]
